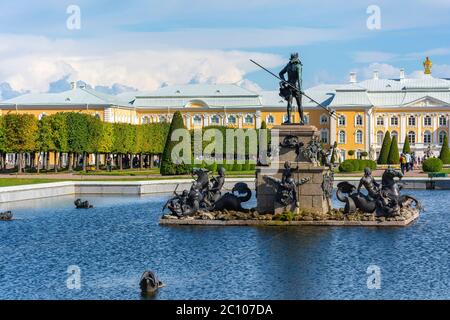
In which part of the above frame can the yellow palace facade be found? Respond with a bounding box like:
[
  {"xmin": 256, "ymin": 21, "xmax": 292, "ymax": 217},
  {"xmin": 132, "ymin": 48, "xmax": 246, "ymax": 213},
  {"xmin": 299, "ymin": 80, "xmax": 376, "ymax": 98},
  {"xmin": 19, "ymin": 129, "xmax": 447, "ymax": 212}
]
[{"xmin": 1, "ymin": 58, "xmax": 449, "ymax": 162}]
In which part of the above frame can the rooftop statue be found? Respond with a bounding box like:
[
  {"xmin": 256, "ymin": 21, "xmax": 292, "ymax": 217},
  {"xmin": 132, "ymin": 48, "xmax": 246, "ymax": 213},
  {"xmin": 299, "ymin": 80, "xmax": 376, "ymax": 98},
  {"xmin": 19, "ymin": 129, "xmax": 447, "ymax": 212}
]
[{"xmin": 424, "ymin": 56, "xmax": 432, "ymax": 75}]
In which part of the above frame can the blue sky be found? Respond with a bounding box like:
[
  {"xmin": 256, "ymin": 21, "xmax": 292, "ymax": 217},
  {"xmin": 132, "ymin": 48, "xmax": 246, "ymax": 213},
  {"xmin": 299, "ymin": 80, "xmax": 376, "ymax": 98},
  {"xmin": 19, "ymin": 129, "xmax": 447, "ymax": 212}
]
[{"xmin": 1, "ymin": 0, "xmax": 450, "ymax": 96}]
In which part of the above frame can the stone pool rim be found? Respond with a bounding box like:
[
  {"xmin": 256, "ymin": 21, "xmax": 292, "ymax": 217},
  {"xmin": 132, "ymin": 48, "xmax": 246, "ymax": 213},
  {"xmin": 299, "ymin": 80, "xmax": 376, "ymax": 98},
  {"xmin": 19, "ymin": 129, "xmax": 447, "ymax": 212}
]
[{"xmin": 0, "ymin": 176, "xmax": 449, "ymax": 204}]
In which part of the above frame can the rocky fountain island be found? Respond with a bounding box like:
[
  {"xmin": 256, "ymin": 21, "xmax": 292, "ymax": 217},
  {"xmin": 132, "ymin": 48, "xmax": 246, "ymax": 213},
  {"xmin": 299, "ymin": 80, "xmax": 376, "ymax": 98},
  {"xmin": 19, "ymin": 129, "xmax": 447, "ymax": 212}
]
[{"xmin": 160, "ymin": 124, "xmax": 422, "ymax": 227}]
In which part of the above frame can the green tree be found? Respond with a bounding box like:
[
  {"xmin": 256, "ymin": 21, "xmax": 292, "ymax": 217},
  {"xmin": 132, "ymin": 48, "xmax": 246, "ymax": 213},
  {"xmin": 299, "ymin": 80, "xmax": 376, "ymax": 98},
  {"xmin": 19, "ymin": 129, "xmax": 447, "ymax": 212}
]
[
  {"xmin": 402, "ymin": 135, "xmax": 411, "ymax": 154},
  {"xmin": 4, "ymin": 114, "xmax": 38, "ymax": 173},
  {"xmin": 112, "ymin": 123, "xmax": 136, "ymax": 170},
  {"xmin": 387, "ymin": 135, "xmax": 400, "ymax": 164},
  {"xmin": 49, "ymin": 113, "xmax": 69, "ymax": 172},
  {"xmin": 439, "ymin": 134, "xmax": 450, "ymax": 164},
  {"xmin": 37, "ymin": 115, "xmax": 55, "ymax": 171},
  {"xmin": 0, "ymin": 116, "xmax": 7, "ymax": 170},
  {"xmin": 66, "ymin": 113, "xmax": 90, "ymax": 171},
  {"xmin": 85, "ymin": 115, "xmax": 104, "ymax": 171},
  {"xmin": 260, "ymin": 120, "xmax": 267, "ymax": 129},
  {"xmin": 378, "ymin": 131, "xmax": 391, "ymax": 164},
  {"xmin": 161, "ymin": 111, "xmax": 191, "ymax": 175}
]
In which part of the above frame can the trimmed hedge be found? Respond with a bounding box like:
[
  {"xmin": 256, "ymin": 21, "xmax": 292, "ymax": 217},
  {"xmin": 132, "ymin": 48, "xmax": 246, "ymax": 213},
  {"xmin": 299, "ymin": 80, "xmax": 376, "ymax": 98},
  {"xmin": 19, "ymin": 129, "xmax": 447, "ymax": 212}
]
[
  {"xmin": 422, "ymin": 157, "xmax": 443, "ymax": 173},
  {"xmin": 339, "ymin": 159, "xmax": 377, "ymax": 172}
]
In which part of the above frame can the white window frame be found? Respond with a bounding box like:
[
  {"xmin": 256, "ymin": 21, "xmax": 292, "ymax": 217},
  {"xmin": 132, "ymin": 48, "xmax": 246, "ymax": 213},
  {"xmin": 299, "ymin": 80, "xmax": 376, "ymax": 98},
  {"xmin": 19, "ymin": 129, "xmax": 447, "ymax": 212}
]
[
  {"xmin": 355, "ymin": 114, "xmax": 363, "ymax": 126},
  {"xmin": 408, "ymin": 131, "xmax": 416, "ymax": 145},
  {"xmin": 320, "ymin": 129, "xmax": 329, "ymax": 144},
  {"xmin": 244, "ymin": 114, "xmax": 254, "ymax": 124},
  {"xmin": 376, "ymin": 131, "xmax": 384, "ymax": 145},
  {"xmin": 376, "ymin": 117, "xmax": 384, "ymax": 126},
  {"xmin": 423, "ymin": 131, "xmax": 432, "ymax": 144},
  {"xmin": 391, "ymin": 116, "xmax": 399, "ymax": 126},
  {"xmin": 338, "ymin": 130, "xmax": 346, "ymax": 144},
  {"xmin": 355, "ymin": 130, "xmax": 363, "ymax": 144},
  {"xmin": 193, "ymin": 115, "xmax": 202, "ymax": 126}
]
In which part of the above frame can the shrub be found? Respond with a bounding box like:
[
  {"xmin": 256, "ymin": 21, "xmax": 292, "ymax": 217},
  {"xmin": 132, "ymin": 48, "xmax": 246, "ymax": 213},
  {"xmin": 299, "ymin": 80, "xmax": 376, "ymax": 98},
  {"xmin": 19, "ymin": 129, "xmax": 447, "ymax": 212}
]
[
  {"xmin": 338, "ymin": 159, "xmax": 377, "ymax": 172},
  {"xmin": 422, "ymin": 157, "xmax": 443, "ymax": 173},
  {"xmin": 402, "ymin": 135, "xmax": 411, "ymax": 154},
  {"xmin": 439, "ymin": 134, "xmax": 450, "ymax": 164},
  {"xmin": 378, "ymin": 131, "xmax": 391, "ymax": 164},
  {"xmin": 387, "ymin": 135, "xmax": 400, "ymax": 164},
  {"xmin": 242, "ymin": 161, "xmax": 251, "ymax": 171},
  {"xmin": 207, "ymin": 162, "xmax": 217, "ymax": 172},
  {"xmin": 160, "ymin": 111, "xmax": 191, "ymax": 175},
  {"xmin": 232, "ymin": 163, "xmax": 242, "ymax": 171},
  {"xmin": 338, "ymin": 160, "xmax": 355, "ymax": 172},
  {"xmin": 348, "ymin": 150, "xmax": 355, "ymax": 156},
  {"xmin": 360, "ymin": 151, "xmax": 368, "ymax": 158}
]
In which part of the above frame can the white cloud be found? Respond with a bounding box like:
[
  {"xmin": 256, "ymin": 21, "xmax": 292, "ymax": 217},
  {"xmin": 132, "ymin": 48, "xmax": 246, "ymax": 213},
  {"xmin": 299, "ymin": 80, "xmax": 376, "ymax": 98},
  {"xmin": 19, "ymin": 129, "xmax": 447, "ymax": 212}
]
[
  {"xmin": 0, "ymin": 34, "xmax": 284, "ymax": 92},
  {"xmin": 356, "ymin": 63, "xmax": 402, "ymax": 80}
]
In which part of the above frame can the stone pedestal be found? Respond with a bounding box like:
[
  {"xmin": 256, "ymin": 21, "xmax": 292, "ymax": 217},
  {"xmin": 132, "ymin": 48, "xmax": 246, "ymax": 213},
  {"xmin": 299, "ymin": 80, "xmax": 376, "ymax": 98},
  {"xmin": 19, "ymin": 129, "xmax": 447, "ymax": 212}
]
[{"xmin": 256, "ymin": 124, "xmax": 333, "ymax": 214}]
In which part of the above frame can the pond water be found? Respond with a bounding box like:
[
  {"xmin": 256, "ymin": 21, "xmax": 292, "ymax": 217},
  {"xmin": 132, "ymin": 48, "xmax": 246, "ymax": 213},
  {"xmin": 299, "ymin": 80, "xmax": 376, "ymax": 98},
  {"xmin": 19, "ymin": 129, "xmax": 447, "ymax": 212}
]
[{"xmin": 0, "ymin": 190, "xmax": 448, "ymax": 300}]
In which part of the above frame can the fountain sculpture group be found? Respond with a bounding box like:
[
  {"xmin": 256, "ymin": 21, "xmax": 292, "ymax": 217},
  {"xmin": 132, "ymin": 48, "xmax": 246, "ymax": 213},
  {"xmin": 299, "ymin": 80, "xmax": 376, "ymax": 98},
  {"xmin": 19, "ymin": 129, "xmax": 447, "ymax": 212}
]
[{"xmin": 161, "ymin": 53, "xmax": 422, "ymax": 224}]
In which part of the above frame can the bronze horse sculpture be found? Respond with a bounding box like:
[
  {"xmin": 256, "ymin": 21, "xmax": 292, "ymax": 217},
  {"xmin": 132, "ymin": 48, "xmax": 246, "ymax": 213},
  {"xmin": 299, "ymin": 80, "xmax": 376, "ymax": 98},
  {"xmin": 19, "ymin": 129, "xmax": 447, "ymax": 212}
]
[
  {"xmin": 163, "ymin": 168, "xmax": 252, "ymax": 216},
  {"xmin": 336, "ymin": 168, "xmax": 421, "ymax": 216}
]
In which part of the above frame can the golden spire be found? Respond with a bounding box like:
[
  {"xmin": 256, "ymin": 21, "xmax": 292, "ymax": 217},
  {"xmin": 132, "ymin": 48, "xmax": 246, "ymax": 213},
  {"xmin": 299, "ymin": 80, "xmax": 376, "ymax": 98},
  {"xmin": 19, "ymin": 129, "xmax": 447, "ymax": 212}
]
[{"xmin": 423, "ymin": 57, "xmax": 432, "ymax": 75}]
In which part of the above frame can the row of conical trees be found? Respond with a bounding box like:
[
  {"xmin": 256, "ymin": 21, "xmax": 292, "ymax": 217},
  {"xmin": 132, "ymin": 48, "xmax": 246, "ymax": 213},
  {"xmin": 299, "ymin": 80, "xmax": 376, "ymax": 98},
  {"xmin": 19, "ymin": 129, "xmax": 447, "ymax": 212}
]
[{"xmin": 378, "ymin": 131, "xmax": 450, "ymax": 164}]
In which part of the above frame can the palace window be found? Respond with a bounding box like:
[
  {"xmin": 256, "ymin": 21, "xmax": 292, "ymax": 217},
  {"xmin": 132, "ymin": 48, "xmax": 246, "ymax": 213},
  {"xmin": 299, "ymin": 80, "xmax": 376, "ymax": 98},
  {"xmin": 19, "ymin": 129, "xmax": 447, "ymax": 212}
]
[
  {"xmin": 340, "ymin": 150, "xmax": 346, "ymax": 162},
  {"xmin": 355, "ymin": 114, "xmax": 363, "ymax": 126},
  {"xmin": 424, "ymin": 115, "xmax": 432, "ymax": 126},
  {"xmin": 408, "ymin": 131, "xmax": 416, "ymax": 145},
  {"xmin": 408, "ymin": 116, "xmax": 416, "ymax": 127},
  {"xmin": 391, "ymin": 130, "xmax": 398, "ymax": 140},
  {"xmin": 338, "ymin": 115, "xmax": 346, "ymax": 126},
  {"xmin": 303, "ymin": 115, "xmax": 310, "ymax": 125},
  {"xmin": 227, "ymin": 115, "xmax": 237, "ymax": 124},
  {"xmin": 439, "ymin": 115, "xmax": 447, "ymax": 127},
  {"xmin": 244, "ymin": 115, "xmax": 253, "ymax": 124},
  {"xmin": 355, "ymin": 130, "xmax": 363, "ymax": 144},
  {"xmin": 211, "ymin": 115, "xmax": 220, "ymax": 124},
  {"xmin": 283, "ymin": 114, "xmax": 290, "ymax": 123},
  {"xmin": 320, "ymin": 114, "xmax": 328, "ymax": 124},
  {"xmin": 424, "ymin": 131, "xmax": 432, "ymax": 144},
  {"xmin": 159, "ymin": 115, "xmax": 167, "ymax": 123},
  {"xmin": 193, "ymin": 115, "xmax": 202, "ymax": 125},
  {"xmin": 142, "ymin": 116, "xmax": 150, "ymax": 124},
  {"xmin": 320, "ymin": 129, "xmax": 329, "ymax": 144},
  {"xmin": 377, "ymin": 131, "xmax": 384, "ymax": 145},
  {"xmin": 338, "ymin": 131, "xmax": 346, "ymax": 144},
  {"xmin": 376, "ymin": 117, "xmax": 384, "ymax": 126},
  {"xmin": 439, "ymin": 131, "xmax": 447, "ymax": 145},
  {"xmin": 391, "ymin": 116, "xmax": 399, "ymax": 126},
  {"xmin": 267, "ymin": 115, "xmax": 275, "ymax": 124}
]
